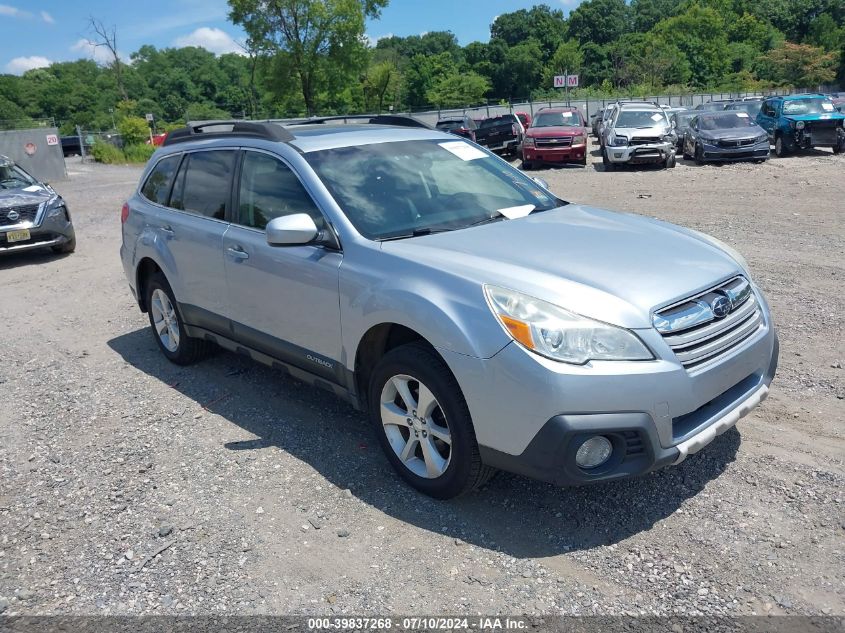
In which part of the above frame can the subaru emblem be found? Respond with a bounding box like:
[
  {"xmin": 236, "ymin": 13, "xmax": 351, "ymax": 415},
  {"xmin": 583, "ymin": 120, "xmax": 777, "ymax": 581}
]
[{"xmin": 711, "ymin": 295, "xmax": 732, "ymax": 319}]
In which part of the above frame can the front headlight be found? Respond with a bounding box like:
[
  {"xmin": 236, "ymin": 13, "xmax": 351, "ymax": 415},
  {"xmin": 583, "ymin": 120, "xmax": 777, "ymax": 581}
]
[
  {"xmin": 523, "ymin": 136, "xmax": 535, "ymax": 147},
  {"xmin": 572, "ymin": 134, "xmax": 587, "ymax": 145},
  {"xmin": 796, "ymin": 120, "xmax": 805, "ymax": 130},
  {"xmin": 756, "ymin": 134, "xmax": 769, "ymax": 143},
  {"xmin": 609, "ymin": 134, "xmax": 628, "ymax": 147},
  {"xmin": 484, "ymin": 285, "xmax": 653, "ymax": 364},
  {"xmin": 46, "ymin": 197, "xmax": 66, "ymax": 218}
]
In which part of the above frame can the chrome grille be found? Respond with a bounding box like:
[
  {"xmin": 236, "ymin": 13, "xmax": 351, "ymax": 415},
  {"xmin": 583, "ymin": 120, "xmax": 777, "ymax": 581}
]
[
  {"xmin": 654, "ymin": 277, "xmax": 765, "ymax": 370},
  {"xmin": 0, "ymin": 203, "xmax": 40, "ymax": 227},
  {"xmin": 536, "ymin": 137, "xmax": 572, "ymax": 147}
]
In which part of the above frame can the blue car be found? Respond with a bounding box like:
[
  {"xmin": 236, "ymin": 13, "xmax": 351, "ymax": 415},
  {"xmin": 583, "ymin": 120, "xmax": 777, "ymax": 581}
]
[{"xmin": 756, "ymin": 94, "xmax": 845, "ymax": 157}]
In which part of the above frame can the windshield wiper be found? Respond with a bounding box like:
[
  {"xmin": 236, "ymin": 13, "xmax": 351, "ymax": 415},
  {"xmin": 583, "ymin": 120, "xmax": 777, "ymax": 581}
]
[
  {"xmin": 463, "ymin": 213, "xmax": 507, "ymax": 229},
  {"xmin": 377, "ymin": 227, "xmax": 453, "ymax": 242}
]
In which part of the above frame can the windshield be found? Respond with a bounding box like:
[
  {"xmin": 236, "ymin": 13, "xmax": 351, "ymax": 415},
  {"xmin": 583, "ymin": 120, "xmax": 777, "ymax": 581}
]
[
  {"xmin": 782, "ymin": 98, "xmax": 836, "ymax": 115},
  {"xmin": 305, "ymin": 139, "xmax": 565, "ymax": 240},
  {"xmin": 0, "ymin": 162, "xmax": 37, "ymax": 190},
  {"xmin": 615, "ymin": 110, "xmax": 667, "ymax": 128},
  {"xmin": 726, "ymin": 102, "xmax": 762, "ymax": 117},
  {"xmin": 436, "ymin": 121, "xmax": 464, "ymax": 131},
  {"xmin": 673, "ymin": 112, "xmax": 695, "ymax": 126},
  {"xmin": 699, "ymin": 113, "xmax": 757, "ymax": 130},
  {"xmin": 532, "ymin": 112, "xmax": 579, "ymax": 127}
]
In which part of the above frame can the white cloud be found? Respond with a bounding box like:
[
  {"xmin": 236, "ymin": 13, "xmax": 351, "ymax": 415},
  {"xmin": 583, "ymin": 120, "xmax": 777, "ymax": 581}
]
[
  {"xmin": 364, "ymin": 32, "xmax": 394, "ymax": 47},
  {"xmin": 0, "ymin": 4, "xmax": 31, "ymax": 18},
  {"xmin": 4, "ymin": 55, "xmax": 51, "ymax": 74},
  {"xmin": 70, "ymin": 38, "xmax": 125, "ymax": 65},
  {"xmin": 173, "ymin": 27, "xmax": 245, "ymax": 55},
  {"xmin": 40, "ymin": 10, "xmax": 54, "ymax": 24}
]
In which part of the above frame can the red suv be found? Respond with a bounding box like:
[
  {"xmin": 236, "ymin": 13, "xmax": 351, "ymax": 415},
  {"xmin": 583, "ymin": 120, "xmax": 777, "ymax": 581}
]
[{"xmin": 521, "ymin": 107, "xmax": 588, "ymax": 168}]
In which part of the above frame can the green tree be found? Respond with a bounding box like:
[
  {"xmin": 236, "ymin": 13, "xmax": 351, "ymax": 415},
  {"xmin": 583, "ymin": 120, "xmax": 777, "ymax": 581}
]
[
  {"xmin": 654, "ymin": 5, "xmax": 731, "ymax": 87},
  {"xmin": 490, "ymin": 6, "xmax": 567, "ymax": 63},
  {"xmin": 426, "ymin": 71, "xmax": 490, "ymax": 108},
  {"xmin": 229, "ymin": 0, "xmax": 388, "ymax": 115},
  {"xmin": 568, "ymin": 0, "xmax": 631, "ymax": 46},
  {"xmin": 543, "ymin": 40, "xmax": 584, "ymax": 88},
  {"xmin": 758, "ymin": 41, "xmax": 838, "ymax": 85},
  {"xmin": 117, "ymin": 116, "xmax": 150, "ymax": 145}
]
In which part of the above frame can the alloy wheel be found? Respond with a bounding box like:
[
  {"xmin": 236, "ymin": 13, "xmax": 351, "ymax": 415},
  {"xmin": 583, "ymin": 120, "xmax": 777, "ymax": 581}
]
[
  {"xmin": 150, "ymin": 288, "xmax": 180, "ymax": 352},
  {"xmin": 380, "ymin": 374, "xmax": 452, "ymax": 479}
]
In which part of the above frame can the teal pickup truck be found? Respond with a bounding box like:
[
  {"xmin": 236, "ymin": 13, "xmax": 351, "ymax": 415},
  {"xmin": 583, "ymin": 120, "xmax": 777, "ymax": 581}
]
[{"xmin": 756, "ymin": 94, "xmax": 845, "ymax": 157}]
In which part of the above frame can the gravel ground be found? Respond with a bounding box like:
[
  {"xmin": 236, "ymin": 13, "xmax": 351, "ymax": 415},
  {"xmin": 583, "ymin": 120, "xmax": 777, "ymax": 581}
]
[{"xmin": 0, "ymin": 147, "xmax": 843, "ymax": 618}]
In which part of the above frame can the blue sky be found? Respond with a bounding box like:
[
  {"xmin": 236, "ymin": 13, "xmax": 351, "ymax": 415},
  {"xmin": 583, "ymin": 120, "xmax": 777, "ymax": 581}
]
[{"xmin": 1, "ymin": 0, "xmax": 577, "ymax": 75}]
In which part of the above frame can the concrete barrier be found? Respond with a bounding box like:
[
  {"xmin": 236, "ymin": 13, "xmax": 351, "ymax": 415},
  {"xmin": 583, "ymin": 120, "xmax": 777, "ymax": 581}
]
[{"xmin": 0, "ymin": 127, "xmax": 67, "ymax": 182}]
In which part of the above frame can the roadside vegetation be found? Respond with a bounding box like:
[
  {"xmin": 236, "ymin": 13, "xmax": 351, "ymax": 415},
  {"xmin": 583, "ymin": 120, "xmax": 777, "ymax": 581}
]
[{"xmin": 0, "ymin": 0, "xmax": 842, "ymax": 133}]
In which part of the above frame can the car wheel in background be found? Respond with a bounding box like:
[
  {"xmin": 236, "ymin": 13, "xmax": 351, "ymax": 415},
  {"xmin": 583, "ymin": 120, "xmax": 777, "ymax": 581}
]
[
  {"xmin": 774, "ymin": 135, "xmax": 788, "ymax": 158},
  {"xmin": 145, "ymin": 273, "xmax": 215, "ymax": 365},
  {"xmin": 665, "ymin": 153, "xmax": 676, "ymax": 169},
  {"xmin": 694, "ymin": 144, "xmax": 705, "ymax": 166},
  {"xmin": 833, "ymin": 142, "xmax": 843, "ymax": 155},
  {"xmin": 602, "ymin": 148, "xmax": 615, "ymax": 171},
  {"xmin": 521, "ymin": 156, "xmax": 533, "ymax": 170},
  {"xmin": 368, "ymin": 342, "xmax": 494, "ymax": 499}
]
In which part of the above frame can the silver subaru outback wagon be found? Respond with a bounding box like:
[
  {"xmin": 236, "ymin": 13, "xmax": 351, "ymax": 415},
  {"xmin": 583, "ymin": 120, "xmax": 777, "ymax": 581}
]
[{"xmin": 120, "ymin": 118, "xmax": 778, "ymax": 499}]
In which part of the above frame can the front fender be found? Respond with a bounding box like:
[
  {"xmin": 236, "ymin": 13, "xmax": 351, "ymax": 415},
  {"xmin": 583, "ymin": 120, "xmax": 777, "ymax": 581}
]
[{"xmin": 340, "ymin": 268, "xmax": 511, "ymax": 369}]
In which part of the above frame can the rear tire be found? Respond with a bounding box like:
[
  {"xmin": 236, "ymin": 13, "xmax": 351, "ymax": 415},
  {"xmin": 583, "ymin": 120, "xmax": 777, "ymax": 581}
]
[
  {"xmin": 368, "ymin": 342, "xmax": 494, "ymax": 499},
  {"xmin": 145, "ymin": 273, "xmax": 215, "ymax": 365}
]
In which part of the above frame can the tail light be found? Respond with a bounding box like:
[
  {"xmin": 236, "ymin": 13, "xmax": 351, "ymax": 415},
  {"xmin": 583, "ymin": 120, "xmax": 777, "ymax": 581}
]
[{"xmin": 121, "ymin": 202, "xmax": 130, "ymax": 224}]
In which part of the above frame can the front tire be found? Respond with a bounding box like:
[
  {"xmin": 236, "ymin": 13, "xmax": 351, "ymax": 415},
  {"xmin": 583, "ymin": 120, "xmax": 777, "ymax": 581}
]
[
  {"xmin": 665, "ymin": 153, "xmax": 676, "ymax": 168},
  {"xmin": 602, "ymin": 148, "xmax": 615, "ymax": 171},
  {"xmin": 694, "ymin": 144, "xmax": 705, "ymax": 166},
  {"xmin": 833, "ymin": 141, "xmax": 843, "ymax": 155},
  {"xmin": 368, "ymin": 342, "xmax": 494, "ymax": 499},
  {"xmin": 145, "ymin": 273, "xmax": 214, "ymax": 365},
  {"xmin": 774, "ymin": 135, "xmax": 788, "ymax": 158},
  {"xmin": 51, "ymin": 235, "xmax": 75, "ymax": 254}
]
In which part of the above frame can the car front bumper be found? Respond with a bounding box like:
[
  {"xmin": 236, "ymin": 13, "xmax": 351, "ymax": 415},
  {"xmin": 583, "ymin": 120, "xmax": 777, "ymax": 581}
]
[
  {"xmin": 606, "ymin": 141, "xmax": 674, "ymax": 164},
  {"xmin": 0, "ymin": 208, "xmax": 75, "ymax": 254},
  {"xmin": 439, "ymin": 297, "xmax": 778, "ymax": 487},
  {"xmin": 701, "ymin": 141, "xmax": 770, "ymax": 162},
  {"xmin": 523, "ymin": 144, "xmax": 587, "ymax": 164}
]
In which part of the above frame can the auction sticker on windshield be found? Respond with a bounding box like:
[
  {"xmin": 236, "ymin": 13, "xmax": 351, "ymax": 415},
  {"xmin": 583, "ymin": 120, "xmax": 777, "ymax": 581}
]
[
  {"xmin": 439, "ymin": 141, "xmax": 487, "ymax": 161},
  {"xmin": 736, "ymin": 112, "xmax": 749, "ymax": 117},
  {"xmin": 4, "ymin": 229, "xmax": 31, "ymax": 243}
]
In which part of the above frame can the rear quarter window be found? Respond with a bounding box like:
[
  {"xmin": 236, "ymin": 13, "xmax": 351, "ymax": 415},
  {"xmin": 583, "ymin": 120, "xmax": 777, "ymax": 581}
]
[
  {"xmin": 140, "ymin": 154, "xmax": 181, "ymax": 205},
  {"xmin": 169, "ymin": 150, "xmax": 236, "ymax": 220}
]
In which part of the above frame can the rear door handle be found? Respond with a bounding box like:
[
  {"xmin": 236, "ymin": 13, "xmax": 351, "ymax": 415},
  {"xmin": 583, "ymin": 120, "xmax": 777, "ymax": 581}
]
[{"xmin": 227, "ymin": 246, "xmax": 249, "ymax": 260}]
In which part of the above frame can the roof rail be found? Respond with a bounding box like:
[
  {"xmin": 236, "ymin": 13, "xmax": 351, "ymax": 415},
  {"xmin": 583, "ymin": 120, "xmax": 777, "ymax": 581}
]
[
  {"xmin": 163, "ymin": 121, "xmax": 294, "ymax": 146},
  {"xmin": 289, "ymin": 114, "xmax": 431, "ymax": 129}
]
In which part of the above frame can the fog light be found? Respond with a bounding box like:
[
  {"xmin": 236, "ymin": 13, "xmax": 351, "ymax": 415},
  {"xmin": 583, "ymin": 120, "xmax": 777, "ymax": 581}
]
[{"xmin": 575, "ymin": 436, "xmax": 613, "ymax": 469}]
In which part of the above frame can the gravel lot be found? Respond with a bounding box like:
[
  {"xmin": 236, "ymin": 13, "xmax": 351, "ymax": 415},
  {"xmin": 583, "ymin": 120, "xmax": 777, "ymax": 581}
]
[{"xmin": 1, "ymin": 146, "xmax": 843, "ymax": 618}]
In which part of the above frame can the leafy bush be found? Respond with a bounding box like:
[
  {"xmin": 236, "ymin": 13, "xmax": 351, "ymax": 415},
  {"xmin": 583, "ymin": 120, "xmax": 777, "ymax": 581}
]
[
  {"xmin": 90, "ymin": 140, "xmax": 125, "ymax": 164},
  {"xmin": 123, "ymin": 144, "xmax": 155, "ymax": 163},
  {"xmin": 117, "ymin": 116, "xmax": 151, "ymax": 146}
]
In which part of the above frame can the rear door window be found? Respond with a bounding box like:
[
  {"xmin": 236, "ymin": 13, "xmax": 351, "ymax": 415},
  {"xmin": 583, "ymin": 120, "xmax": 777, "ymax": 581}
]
[
  {"xmin": 140, "ymin": 154, "xmax": 181, "ymax": 205},
  {"xmin": 169, "ymin": 150, "xmax": 235, "ymax": 220}
]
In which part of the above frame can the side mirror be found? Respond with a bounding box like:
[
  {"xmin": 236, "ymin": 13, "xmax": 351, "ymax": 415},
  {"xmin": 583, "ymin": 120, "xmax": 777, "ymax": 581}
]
[
  {"xmin": 531, "ymin": 176, "xmax": 550, "ymax": 190},
  {"xmin": 266, "ymin": 213, "xmax": 318, "ymax": 246}
]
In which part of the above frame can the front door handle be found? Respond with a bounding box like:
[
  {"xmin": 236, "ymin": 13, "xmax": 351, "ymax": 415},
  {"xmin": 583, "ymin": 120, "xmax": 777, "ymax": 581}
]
[
  {"xmin": 159, "ymin": 225, "xmax": 175, "ymax": 235},
  {"xmin": 227, "ymin": 246, "xmax": 249, "ymax": 260}
]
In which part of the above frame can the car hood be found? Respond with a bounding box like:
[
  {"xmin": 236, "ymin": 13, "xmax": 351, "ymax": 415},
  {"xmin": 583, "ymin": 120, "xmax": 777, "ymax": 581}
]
[
  {"xmin": 700, "ymin": 126, "xmax": 765, "ymax": 140},
  {"xmin": 382, "ymin": 205, "xmax": 742, "ymax": 329},
  {"xmin": 782, "ymin": 112, "xmax": 845, "ymax": 122},
  {"xmin": 527, "ymin": 126, "xmax": 585, "ymax": 137},
  {"xmin": 613, "ymin": 125, "xmax": 669, "ymax": 138},
  {"xmin": 0, "ymin": 183, "xmax": 55, "ymax": 208}
]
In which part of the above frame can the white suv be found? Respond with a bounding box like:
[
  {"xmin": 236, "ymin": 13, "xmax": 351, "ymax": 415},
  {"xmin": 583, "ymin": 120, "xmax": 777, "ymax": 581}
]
[{"xmin": 602, "ymin": 103, "xmax": 677, "ymax": 170}]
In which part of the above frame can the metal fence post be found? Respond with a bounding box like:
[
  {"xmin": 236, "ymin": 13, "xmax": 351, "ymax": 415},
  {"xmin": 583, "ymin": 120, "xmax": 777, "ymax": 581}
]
[{"xmin": 77, "ymin": 125, "xmax": 86, "ymax": 162}]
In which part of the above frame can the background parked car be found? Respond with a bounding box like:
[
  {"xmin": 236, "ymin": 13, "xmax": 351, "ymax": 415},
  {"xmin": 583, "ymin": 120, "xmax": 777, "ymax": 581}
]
[
  {"xmin": 683, "ymin": 111, "xmax": 770, "ymax": 164},
  {"xmin": 0, "ymin": 154, "xmax": 75, "ymax": 255},
  {"xmin": 694, "ymin": 100, "xmax": 733, "ymax": 111},
  {"xmin": 590, "ymin": 108, "xmax": 604, "ymax": 136},
  {"xmin": 670, "ymin": 110, "xmax": 695, "ymax": 152},
  {"xmin": 724, "ymin": 99, "xmax": 764, "ymax": 119},
  {"xmin": 435, "ymin": 116, "xmax": 478, "ymax": 142},
  {"xmin": 521, "ymin": 107, "xmax": 588, "ymax": 169},
  {"xmin": 515, "ymin": 111, "xmax": 532, "ymax": 129},
  {"xmin": 756, "ymin": 94, "xmax": 845, "ymax": 157},
  {"xmin": 602, "ymin": 102, "xmax": 676, "ymax": 170},
  {"xmin": 474, "ymin": 114, "xmax": 524, "ymax": 156}
]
